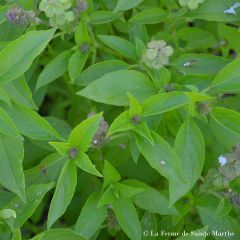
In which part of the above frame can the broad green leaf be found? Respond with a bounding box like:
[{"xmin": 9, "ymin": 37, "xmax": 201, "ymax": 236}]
[
  {"xmin": 3, "ymin": 76, "xmax": 37, "ymax": 109},
  {"xmin": 75, "ymin": 20, "xmax": 91, "ymax": 45},
  {"xmin": 177, "ymin": 226, "xmax": 208, "ymax": 239},
  {"xmin": 6, "ymin": 183, "xmax": 54, "ymax": 228},
  {"xmin": 210, "ymin": 107, "xmax": 240, "ymax": 148},
  {"xmin": 89, "ymin": 11, "xmax": 119, "ymax": 24},
  {"xmin": 77, "ymin": 70, "xmax": 156, "ymax": 106},
  {"xmin": 0, "ymin": 88, "xmax": 10, "ymax": 105},
  {"xmin": 141, "ymin": 212, "xmax": 157, "ymax": 240},
  {"xmin": 0, "ymin": 132, "xmax": 25, "ymax": 201},
  {"xmin": 2, "ymin": 102, "xmax": 62, "ymax": 141},
  {"xmin": 172, "ymin": 54, "xmax": 230, "ymax": 76},
  {"xmin": 75, "ymin": 60, "xmax": 129, "ymax": 86},
  {"xmin": 68, "ymin": 51, "xmax": 88, "ymax": 84},
  {"xmin": 184, "ymin": 0, "xmax": 239, "ymax": 22},
  {"xmin": 135, "ymin": 131, "xmax": 182, "ymax": 181},
  {"xmin": 49, "ymin": 142, "xmax": 71, "ymax": 156},
  {"xmin": 115, "ymin": 182, "xmax": 143, "ymax": 199},
  {"xmin": 197, "ymin": 206, "xmax": 240, "ymax": 239},
  {"xmin": 12, "ymin": 228, "xmax": 22, "ymax": 240},
  {"xmin": 211, "ymin": 56, "xmax": 240, "ymax": 92},
  {"xmin": 98, "ymin": 35, "xmax": 137, "ymax": 60},
  {"xmin": 97, "ymin": 186, "xmax": 115, "ymax": 207},
  {"xmin": 108, "ymin": 110, "xmax": 134, "ymax": 136},
  {"xmin": 128, "ymin": 92, "xmax": 142, "ymax": 118},
  {"xmin": 178, "ymin": 27, "xmax": 216, "ymax": 50},
  {"xmin": 25, "ymin": 153, "xmax": 67, "ymax": 186},
  {"xmin": 133, "ymin": 121, "xmax": 153, "ymax": 144},
  {"xmin": 36, "ymin": 50, "xmax": 72, "ymax": 89},
  {"xmin": 0, "ymin": 29, "xmax": 55, "ymax": 85},
  {"xmin": 47, "ymin": 161, "xmax": 77, "ymax": 228},
  {"xmin": 68, "ymin": 113, "xmax": 102, "ymax": 152},
  {"xmin": 129, "ymin": 8, "xmax": 167, "ymax": 24},
  {"xmin": 103, "ymin": 160, "xmax": 121, "ymax": 189},
  {"xmin": 0, "ymin": 107, "xmax": 22, "ymax": 138},
  {"xmin": 31, "ymin": 229, "xmax": 85, "ymax": 240},
  {"xmin": 174, "ymin": 119, "xmax": 205, "ymax": 188},
  {"xmin": 75, "ymin": 152, "xmax": 102, "ymax": 177},
  {"xmin": 142, "ymin": 92, "xmax": 189, "ymax": 117},
  {"xmin": 114, "ymin": 0, "xmax": 144, "ymax": 12},
  {"xmin": 130, "ymin": 138, "xmax": 140, "ymax": 164},
  {"xmin": 123, "ymin": 179, "xmax": 179, "ymax": 215},
  {"xmin": 112, "ymin": 198, "xmax": 142, "ymax": 240},
  {"xmin": 75, "ymin": 192, "xmax": 107, "ymax": 239}
]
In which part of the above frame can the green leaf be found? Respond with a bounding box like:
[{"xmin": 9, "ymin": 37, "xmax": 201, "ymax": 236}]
[
  {"xmin": 136, "ymin": 131, "xmax": 182, "ymax": 181},
  {"xmin": 103, "ymin": 160, "xmax": 121, "ymax": 188},
  {"xmin": 77, "ymin": 70, "xmax": 156, "ymax": 106},
  {"xmin": 24, "ymin": 153, "xmax": 67, "ymax": 186},
  {"xmin": 115, "ymin": 182, "xmax": 143, "ymax": 199},
  {"xmin": 197, "ymin": 206, "xmax": 240, "ymax": 239},
  {"xmin": 174, "ymin": 118, "xmax": 205, "ymax": 188},
  {"xmin": 177, "ymin": 226, "xmax": 209, "ymax": 239},
  {"xmin": 97, "ymin": 186, "xmax": 115, "ymax": 207},
  {"xmin": 75, "ymin": 192, "xmax": 107, "ymax": 239},
  {"xmin": 2, "ymin": 102, "xmax": 62, "ymax": 141},
  {"xmin": 112, "ymin": 198, "xmax": 142, "ymax": 240},
  {"xmin": 3, "ymin": 75, "xmax": 37, "ymax": 109},
  {"xmin": 184, "ymin": 0, "xmax": 240, "ymax": 22},
  {"xmin": 75, "ymin": 20, "xmax": 91, "ymax": 45},
  {"xmin": 6, "ymin": 183, "xmax": 54, "ymax": 228},
  {"xmin": 211, "ymin": 56, "xmax": 240, "ymax": 92},
  {"xmin": 128, "ymin": 92, "xmax": 142, "ymax": 118},
  {"xmin": 123, "ymin": 179, "xmax": 179, "ymax": 215},
  {"xmin": 0, "ymin": 132, "xmax": 25, "ymax": 201},
  {"xmin": 129, "ymin": 8, "xmax": 167, "ymax": 24},
  {"xmin": 31, "ymin": 229, "xmax": 85, "ymax": 240},
  {"xmin": 172, "ymin": 54, "xmax": 230, "ymax": 76},
  {"xmin": 75, "ymin": 60, "xmax": 129, "ymax": 86},
  {"xmin": 89, "ymin": 11, "xmax": 119, "ymax": 24},
  {"xmin": 136, "ymin": 131, "xmax": 188, "ymax": 204},
  {"xmin": 0, "ymin": 88, "xmax": 11, "ymax": 105},
  {"xmin": 178, "ymin": 27, "xmax": 216, "ymax": 50},
  {"xmin": 36, "ymin": 50, "xmax": 72, "ymax": 89},
  {"xmin": 210, "ymin": 107, "xmax": 240, "ymax": 148},
  {"xmin": 49, "ymin": 142, "xmax": 71, "ymax": 156},
  {"xmin": 68, "ymin": 113, "xmax": 102, "ymax": 152},
  {"xmin": 12, "ymin": 228, "xmax": 22, "ymax": 240},
  {"xmin": 0, "ymin": 29, "xmax": 55, "ymax": 85},
  {"xmin": 142, "ymin": 92, "xmax": 189, "ymax": 117},
  {"xmin": 114, "ymin": 0, "xmax": 144, "ymax": 12},
  {"xmin": 68, "ymin": 51, "xmax": 88, "ymax": 84},
  {"xmin": 75, "ymin": 152, "xmax": 102, "ymax": 177},
  {"xmin": 133, "ymin": 121, "xmax": 154, "ymax": 144},
  {"xmin": 108, "ymin": 110, "xmax": 134, "ymax": 136},
  {"xmin": 98, "ymin": 35, "xmax": 137, "ymax": 60},
  {"xmin": 47, "ymin": 161, "xmax": 77, "ymax": 228}
]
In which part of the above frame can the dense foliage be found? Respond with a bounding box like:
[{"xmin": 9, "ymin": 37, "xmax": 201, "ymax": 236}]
[{"xmin": 1, "ymin": 0, "xmax": 240, "ymax": 239}]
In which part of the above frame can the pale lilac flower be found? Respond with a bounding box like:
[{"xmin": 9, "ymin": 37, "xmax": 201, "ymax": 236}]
[
  {"xmin": 224, "ymin": 2, "xmax": 240, "ymax": 15},
  {"xmin": 218, "ymin": 155, "xmax": 227, "ymax": 166}
]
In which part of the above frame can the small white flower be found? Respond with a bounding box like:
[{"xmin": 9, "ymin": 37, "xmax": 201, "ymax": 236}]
[
  {"xmin": 224, "ymin": 2, "xmax": 240, "ymax": 15},
  {"xmin": 218, "ymin": 155, "xmax": 227, "ymax": 166},
  {"xmin": 224, "ymin": 8, "xmax": 237, "ymax": 15},
  {"xmin": 160, "ymin": 160, "xmax": 166, "ymax": 166}
]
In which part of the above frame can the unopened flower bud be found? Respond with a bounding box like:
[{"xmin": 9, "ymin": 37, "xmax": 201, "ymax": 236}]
[
  {"xmin": 7, "ymin": 7, "xmax": 31, "ymax": 25},
  {"xmin": 68, "ymin": 147, "xmax": 79, "ymax": 160},
  {"xmin": 131, "ymin": 115, "xmax": 142, "ymax": 125},
  {"xmin": 76, "ymin": 0, "xmax": 89, "ymax": 13},
  {"xmin": 80, "ymin": 43, "xmax": 89, "ymax": 54}
]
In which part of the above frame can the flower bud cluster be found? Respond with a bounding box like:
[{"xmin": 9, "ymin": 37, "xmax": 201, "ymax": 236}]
[
  {"xmin": 7, "ymin": 7, "xmax": 35, "ymax": 25},
  {"xmin": 179, "ymin": 0, "xmax": 205, "ymax": 10},
  {"xmin": 142, "ymin": 40, "xmax": 173, "ymax": 69},
  {"xmin": 39, "ymin": 0, "xmax": 74, "ymax": 26},
  {"xmin": 87, "ymin": 112, "xmax": 109, "ymax": 148}
]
